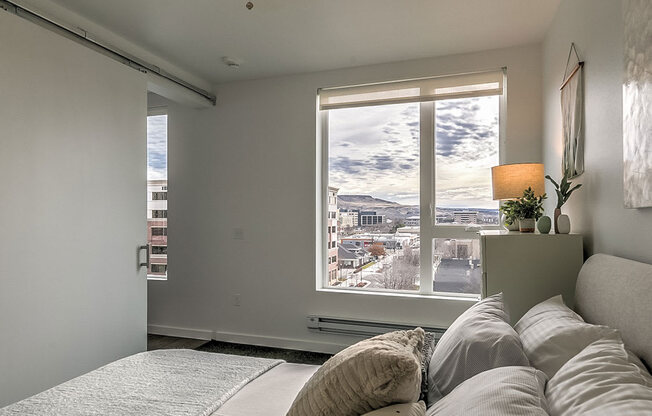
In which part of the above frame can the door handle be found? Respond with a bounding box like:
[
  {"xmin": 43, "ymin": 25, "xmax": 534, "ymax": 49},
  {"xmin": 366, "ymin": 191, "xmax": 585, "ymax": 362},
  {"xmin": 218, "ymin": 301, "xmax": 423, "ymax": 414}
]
[{"xmin": 138, "ymin": 244, "xmax": 150, "ymax": 268}]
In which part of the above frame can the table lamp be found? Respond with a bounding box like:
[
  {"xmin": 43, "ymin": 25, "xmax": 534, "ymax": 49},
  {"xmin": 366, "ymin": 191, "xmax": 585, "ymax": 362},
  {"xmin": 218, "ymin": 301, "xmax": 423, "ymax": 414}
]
[{"xmin": 491, "ymin": 163, "xmax": 545, "ymax": 230}]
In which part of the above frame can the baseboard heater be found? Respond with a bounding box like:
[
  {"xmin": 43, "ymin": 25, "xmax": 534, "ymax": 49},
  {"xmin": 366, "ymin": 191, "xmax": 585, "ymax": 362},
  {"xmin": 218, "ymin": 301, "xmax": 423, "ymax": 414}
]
[{"xmin": 307, "ymin": 315, "xmax": 447, "ymax": 341}]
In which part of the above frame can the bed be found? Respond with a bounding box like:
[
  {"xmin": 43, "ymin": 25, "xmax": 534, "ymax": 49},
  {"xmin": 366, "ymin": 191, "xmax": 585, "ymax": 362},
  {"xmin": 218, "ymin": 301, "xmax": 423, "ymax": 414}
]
[{"xmin": 1, "ymin": 253, "xmax": 651, "ymax": 415}]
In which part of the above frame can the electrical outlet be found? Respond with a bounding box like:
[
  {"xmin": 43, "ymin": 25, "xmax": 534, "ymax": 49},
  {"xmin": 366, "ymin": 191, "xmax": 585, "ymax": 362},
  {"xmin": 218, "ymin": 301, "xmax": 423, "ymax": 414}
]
[
  {"xmin": 233, "ymin": 294, "xmax": 241, "ymax": 307},
  {"xmin": 232, "ymin": 227, "xmax": 244, "ymax": 240}
]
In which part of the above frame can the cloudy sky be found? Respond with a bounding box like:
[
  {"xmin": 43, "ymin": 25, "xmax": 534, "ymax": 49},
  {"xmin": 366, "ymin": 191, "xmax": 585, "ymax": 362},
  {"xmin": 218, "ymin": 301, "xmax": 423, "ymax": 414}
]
[
  {"xmin": 147, "ymin": 115, "xmax": 168, "ymax": 180},
  {"xmin": 329, "ymin": 96, "xmax": 499, "ymax": 209}
]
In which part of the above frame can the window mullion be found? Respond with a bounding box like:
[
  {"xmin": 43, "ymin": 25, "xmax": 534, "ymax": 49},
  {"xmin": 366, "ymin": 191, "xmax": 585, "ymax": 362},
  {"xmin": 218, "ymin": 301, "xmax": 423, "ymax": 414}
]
[
  {"xmin": 320, "ymin": 110, "xmax": 330, "ymax": 289},
  {"xmin": 419, "ymin": 102, "xmax": 435, "ymax": 295}
]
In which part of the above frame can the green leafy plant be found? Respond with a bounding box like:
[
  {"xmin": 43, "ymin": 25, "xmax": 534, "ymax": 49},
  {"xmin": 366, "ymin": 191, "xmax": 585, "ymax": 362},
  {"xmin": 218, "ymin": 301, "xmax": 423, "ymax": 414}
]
[
  {"xmin": 546, "ymin": 170, "xmax": 582, "ymax": 209},
  {"xmin": 499, "ymin": 199, "xmax": 520, "ymax": 226},
  {"xmin": 500, "ymin": 187, "xmax": 547, "ymax": 222}
]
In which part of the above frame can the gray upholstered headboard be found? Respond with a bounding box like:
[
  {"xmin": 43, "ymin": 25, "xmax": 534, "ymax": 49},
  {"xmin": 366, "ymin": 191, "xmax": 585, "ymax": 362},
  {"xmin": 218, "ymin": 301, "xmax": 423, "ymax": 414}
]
[{"xmin": 575, "ymin": 253, "xmax": 652, "ymax": 366}]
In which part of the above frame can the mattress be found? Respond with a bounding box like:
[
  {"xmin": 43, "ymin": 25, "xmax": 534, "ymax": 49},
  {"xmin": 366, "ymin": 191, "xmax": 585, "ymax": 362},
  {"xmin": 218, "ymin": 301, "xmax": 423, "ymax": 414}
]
[{"xmin": 212, "ymin": 362, "xmax": 320, "ymax": 416}]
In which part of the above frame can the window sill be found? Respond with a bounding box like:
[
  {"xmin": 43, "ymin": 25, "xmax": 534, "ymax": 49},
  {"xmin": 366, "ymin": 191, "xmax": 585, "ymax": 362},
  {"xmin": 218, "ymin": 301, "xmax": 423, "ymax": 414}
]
[{"xmin": 316, "ymin": 287, "xmax": 480, "ymax": 302}]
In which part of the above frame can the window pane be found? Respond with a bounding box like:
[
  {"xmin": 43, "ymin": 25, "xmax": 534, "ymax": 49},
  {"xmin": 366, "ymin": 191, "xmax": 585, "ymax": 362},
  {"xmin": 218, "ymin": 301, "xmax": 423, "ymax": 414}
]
[
  {"xmin": 147, "ymin": 114, "xmax": 168, "ymax": 278},
  {"xmin": 434, "ymin": 96, "xmax": 499, "ymax": 225},
  {"xmin": 433, "ymin": 238, "xmax": 481, "ymax": 294},
  {"xmin": 151, "ymin": 246, "xmax": 167, "ymax": 255},
  {"xmin": 328, "ymin": 103, "xmax": 420, "ymax": 291}
]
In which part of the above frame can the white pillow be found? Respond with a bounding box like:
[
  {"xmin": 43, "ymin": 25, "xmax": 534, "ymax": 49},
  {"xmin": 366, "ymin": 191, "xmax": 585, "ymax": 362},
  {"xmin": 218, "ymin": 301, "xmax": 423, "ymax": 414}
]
[
  {"xmin": 547, "ymin": 333, "xmax": 652, "ymax": 415},
  {"xmin": 287, "ymin": 328, "xmax": 424, "ymax": 416},
  {"xmin": 362, "ymin": 401, "xmax": 426, "ymax": 416},
  {"xmin": 426, "ymin": 366, "xmax": 549, "ymax": 416},
  {"xmin": 426, "ymin": 293, "xmax": 529, "ymax": 405},
  {"xmin": 515, "ymin": 295, "xmax": 617, "ymax": 379}
]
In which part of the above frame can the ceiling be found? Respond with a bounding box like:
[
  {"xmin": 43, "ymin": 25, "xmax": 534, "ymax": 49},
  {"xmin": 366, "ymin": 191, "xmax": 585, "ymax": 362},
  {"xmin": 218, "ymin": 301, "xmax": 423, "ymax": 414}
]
[{"xmin": 48, "ymin": 0, "xmax": 561, "ymax": 84}]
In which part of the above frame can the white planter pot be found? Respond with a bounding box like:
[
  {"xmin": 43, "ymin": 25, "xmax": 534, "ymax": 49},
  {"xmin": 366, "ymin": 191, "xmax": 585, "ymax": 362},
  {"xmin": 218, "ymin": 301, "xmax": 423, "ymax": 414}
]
[
  {"xmin": 506, "ymin": 221, "xmax": 520, "ymax": 231},
  {"xmin": 502, "ymin": 213, "xmax": 519, "ymax": 231},
  {"xmin": 519, "ymin": 218, "xmax": 536, "ymax": 233},
  {"xmin": 557, "ymin": 214, "xmax": 571, "ymax": 234}
]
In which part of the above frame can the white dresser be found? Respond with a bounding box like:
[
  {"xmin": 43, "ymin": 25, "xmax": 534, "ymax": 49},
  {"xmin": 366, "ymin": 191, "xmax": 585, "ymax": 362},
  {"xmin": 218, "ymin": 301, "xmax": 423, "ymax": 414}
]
[{"xmin": 479, "ymin": 231, "xmax": 583, "ymax": 324}]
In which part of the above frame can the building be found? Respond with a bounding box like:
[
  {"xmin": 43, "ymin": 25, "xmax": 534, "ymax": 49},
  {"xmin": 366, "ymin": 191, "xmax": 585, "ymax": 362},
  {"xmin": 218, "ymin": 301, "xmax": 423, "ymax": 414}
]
[
  {"xmin": 404, "ymin": 216, "xmax": 420, "ymax": 226},
  {"xmin": 339, "ymin": 209, "xmax": 359, "ymax": 229},
  {"xmin": 395, "ymin": 227, "xmax": 420, "ymax": 247},
  {"xmin": 341, "ymin": 234, "xmax": 401, "ymax": 250},
  {"xmin": 338, "ymin": 244, "xmax": 366, "ymax": 269},
  {"xmin": 327, "ymin": 186, "xmax": 339, "ymax": 282},
  {"xmin": 360, "ymin": 211, "xmax": 385, "ymax": 226},
  {"xmin": 147, "ymin": 179, "xmax": 168, "ymax": 276},
  {"xmin": 453, "ymin": 211, "xmax": 479, "ymax": 224},
  {"xmin": 433, "ymin": 238, "xmax": 481, "ymax": 260}
]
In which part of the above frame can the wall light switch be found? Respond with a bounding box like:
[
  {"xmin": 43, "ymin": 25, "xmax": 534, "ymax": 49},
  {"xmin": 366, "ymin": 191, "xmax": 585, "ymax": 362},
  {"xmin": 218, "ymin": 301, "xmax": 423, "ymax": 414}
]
[
  {"xmin": 232, "ymin": 227, "xmax": 244, "ymax": 240},
  {"xmin": 233, "ymin": 294, "xmax": 241, "ymax": 306}
]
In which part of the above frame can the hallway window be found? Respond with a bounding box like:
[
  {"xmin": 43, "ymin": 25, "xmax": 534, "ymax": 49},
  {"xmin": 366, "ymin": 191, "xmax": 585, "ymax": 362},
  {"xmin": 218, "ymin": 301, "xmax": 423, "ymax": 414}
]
[{"xmin": 147, "ymin": 111, "xmax": 168, "ymax": 278}]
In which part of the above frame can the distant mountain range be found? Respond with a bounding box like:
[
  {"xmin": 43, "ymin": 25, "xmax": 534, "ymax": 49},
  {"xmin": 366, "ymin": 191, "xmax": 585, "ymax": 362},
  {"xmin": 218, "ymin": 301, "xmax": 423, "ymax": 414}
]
[
  {"xmin": 337, "ymin": 194, "xmax": 498, "ymax": 222},
  {"xmin": 338, "ymin": 195, "xmax": 418, "ymax": 220}
]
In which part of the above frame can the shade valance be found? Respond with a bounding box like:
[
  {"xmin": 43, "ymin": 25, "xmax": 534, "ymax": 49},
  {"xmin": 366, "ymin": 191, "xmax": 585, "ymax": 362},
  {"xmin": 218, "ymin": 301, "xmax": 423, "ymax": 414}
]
[{"xmin": 319, "ymin": 69, "xmax": 504, "ymax": 110}]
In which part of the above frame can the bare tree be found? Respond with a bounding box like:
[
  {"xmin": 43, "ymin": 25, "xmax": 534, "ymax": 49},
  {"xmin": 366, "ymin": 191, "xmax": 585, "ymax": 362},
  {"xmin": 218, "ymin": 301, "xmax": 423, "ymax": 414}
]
[{"xmin": 381, "ymin": 246, "xmax": 419, "ymax": 290}]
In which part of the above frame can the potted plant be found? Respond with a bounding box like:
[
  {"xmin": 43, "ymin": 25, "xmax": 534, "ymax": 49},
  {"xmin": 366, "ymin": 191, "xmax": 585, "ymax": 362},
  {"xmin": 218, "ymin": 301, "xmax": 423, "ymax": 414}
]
[
  {"xmin": 500, "ymin": 187, "xmax": 546, "ymax": 233},
  {"xmin": 545, "ymin": 170, "xmax": 582, "ymax": 233},
  {"xmin": 499, "ymin": 199, "xmax": 520, "ymax": 231}
]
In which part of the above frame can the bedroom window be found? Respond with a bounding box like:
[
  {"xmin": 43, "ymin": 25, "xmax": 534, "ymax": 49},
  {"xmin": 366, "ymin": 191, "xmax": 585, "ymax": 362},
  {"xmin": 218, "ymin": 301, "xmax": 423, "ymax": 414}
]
[
  {"xmin": 147, "ymin": 110, "xmax": 168, "ymax": 279},
  {"xmin": 319, "ymin": 69, "xmax": 504, "ymax": 296}
]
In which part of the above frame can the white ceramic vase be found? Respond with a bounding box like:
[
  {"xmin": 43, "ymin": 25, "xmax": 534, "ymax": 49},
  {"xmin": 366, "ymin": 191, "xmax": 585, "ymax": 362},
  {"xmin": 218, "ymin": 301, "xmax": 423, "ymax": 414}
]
[
  {"xmin": 506, "ymin": 221, "xmax": 519, "ymax": 231},
  {"xmin": 501, "ymin": 213, "xmax": 519, "ymax": 231},
  {"xmin": 557, "ymin": 214, "xmax": 571, "ymax": 234}
]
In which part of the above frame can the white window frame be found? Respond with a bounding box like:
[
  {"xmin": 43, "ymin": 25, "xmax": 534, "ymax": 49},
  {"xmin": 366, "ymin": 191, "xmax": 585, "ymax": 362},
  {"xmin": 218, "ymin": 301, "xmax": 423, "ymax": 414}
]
[{"xmin": 317, "ymin": 69, "xmax": 506, "ymax": 298}]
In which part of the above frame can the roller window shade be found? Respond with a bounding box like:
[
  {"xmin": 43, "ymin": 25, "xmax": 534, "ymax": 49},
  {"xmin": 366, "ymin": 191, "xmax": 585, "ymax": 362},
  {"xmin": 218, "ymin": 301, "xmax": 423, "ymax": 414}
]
[{"xmin": 319, "ymin": 70, "xmax": 504, "ymax": 110}]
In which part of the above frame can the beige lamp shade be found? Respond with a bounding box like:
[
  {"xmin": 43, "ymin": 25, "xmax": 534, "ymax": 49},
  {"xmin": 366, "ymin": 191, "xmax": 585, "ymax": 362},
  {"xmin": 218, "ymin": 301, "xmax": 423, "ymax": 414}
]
[{"xmin": 491, "ymin": 163, "xmax": 545, "ymax": 200}]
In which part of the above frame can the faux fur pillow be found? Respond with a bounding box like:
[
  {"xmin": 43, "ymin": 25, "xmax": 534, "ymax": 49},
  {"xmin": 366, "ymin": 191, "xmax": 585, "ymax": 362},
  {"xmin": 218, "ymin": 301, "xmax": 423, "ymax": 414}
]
[
  {"xmin": 287, "ymin": 328, "xmax": 425, "ymax": 416},
  {"xmin": 363, "ymin": 401, "xmax": 426, "ymax": 416}
]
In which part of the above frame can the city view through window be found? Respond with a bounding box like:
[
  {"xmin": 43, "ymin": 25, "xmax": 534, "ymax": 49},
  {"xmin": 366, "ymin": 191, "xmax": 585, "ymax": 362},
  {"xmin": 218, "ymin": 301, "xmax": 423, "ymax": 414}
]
[
  {"xmin": 327, "ymin": 96, "xmax": 499, "ymax": 294},
  {"xmin": 147, "ymin": 114, "xmax": 168, "ymax": 278}
]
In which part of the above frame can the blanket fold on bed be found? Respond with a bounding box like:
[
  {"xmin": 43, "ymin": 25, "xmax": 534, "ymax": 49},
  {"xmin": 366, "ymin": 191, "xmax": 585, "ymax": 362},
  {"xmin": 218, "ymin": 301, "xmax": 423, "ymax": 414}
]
[{"xmin": 0, "ymin": 349, "xmax": 283, "ymax": 416}]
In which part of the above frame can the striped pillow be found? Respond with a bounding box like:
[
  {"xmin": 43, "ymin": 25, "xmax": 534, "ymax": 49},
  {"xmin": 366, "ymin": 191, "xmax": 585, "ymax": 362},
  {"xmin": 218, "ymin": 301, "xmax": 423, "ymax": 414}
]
[
  {"xmin": 425, "ymin": 366, "xmax": 549, "ymax": 416},
  {"xmin": 426, "ymin": 293, "xmax": 529, "ymax": 405},
  {"xmin": 547, "ymin": 333, "xmax": 652, "ymax": 415},
  {"xmin": 515, "ymin": 295, "xmax": 617, "ymax": 379}
]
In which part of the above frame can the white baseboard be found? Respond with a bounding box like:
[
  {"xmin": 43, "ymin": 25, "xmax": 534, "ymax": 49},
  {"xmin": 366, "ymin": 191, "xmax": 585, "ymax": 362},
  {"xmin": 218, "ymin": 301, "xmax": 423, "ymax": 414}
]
[
  {"xmin": 147, "ymin": 324, "xmax": 349, "ymax": 354},
  {"xmin": 147, "ymin": 324, "xmax": 213, "ymax": 341},
  {"xmin": 212, "ymin": 330, "xmax": 349, "ymax": 355}
]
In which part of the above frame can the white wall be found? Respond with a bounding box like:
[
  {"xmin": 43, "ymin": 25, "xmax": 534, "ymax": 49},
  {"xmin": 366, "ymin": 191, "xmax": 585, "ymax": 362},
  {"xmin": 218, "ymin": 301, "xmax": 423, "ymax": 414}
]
[
  {"xmin": 542, "ymin": 0, "xmax": 652, "ymax": 263},
  {"xmin": 148, "ymin": 44, "xmax": 544, "ymax": 352},
  {"xmin": 0, "ymin": 11, "xmax": 147, "ymax": 406}
]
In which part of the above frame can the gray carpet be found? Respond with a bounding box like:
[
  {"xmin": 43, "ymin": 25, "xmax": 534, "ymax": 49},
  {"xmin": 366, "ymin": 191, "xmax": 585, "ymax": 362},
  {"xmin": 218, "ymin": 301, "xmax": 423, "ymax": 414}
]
[{"xmin": 197, "ymin": 340, "xmax": 332, "ymax": 365}]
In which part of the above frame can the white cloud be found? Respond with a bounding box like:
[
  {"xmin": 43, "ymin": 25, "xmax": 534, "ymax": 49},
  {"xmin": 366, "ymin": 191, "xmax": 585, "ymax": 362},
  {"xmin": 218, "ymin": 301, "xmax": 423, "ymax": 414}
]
[
  {"xmin": 328, "ymin": 96, "xmax": 499, "ymax": 209},
  {"xmin": 147, "ymin": 115, "xmax": 167, "ymax": 180}
]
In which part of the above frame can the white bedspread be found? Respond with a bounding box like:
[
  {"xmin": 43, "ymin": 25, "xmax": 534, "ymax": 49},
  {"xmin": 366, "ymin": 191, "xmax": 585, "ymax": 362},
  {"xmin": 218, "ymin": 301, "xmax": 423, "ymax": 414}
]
[
  {"xmin": 214, "ymin": 363, "xmax": 320, "ymax": 416},
  {"xmin": 0, "ymin": 349, "xmax": 283, "ymax": 416}
]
